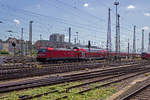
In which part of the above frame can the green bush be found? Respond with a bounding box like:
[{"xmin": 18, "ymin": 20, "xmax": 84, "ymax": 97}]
[{"xmin": 0, "ymin": 50, "xmax": 9, "ymax": 55}]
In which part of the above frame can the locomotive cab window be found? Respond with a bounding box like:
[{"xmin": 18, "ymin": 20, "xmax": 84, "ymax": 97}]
[{"xmin": 38, "ymin": 49, "xmax": 46, "ymax": 53}]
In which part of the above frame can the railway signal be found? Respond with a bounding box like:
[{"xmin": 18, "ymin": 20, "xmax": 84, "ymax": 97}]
[
  {"xmin": 12, "ymin": 42, "xmax": 16, "ymax": 60},
  {"xmin": 88, "ymin": 40, "xmax": 91, "ymax": 52},
  {"xmin": 12, "ymin": 42, "xmax": 16, "ymax": 47}
]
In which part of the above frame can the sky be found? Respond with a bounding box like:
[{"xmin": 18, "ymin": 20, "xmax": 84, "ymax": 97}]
[{"xmin": 0, "ymin": 0, "xmax": 150, "ymax": 53}]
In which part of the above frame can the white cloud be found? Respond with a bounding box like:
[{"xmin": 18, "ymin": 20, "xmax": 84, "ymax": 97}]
[
  {"xmin": 144, "ymin": 13, "xmax": 150, "ymax": 17},
  {"xmin": 13, "ymin": 19, "xmax": 20, "ymax": 24},
  {"xmin": 142, "ymin": 26, "xmax": 150, "ymax": 30},
  {"xmin": 83, "ymin": 3, "xmax": 88, "ymax": 7},
  {"xmin": 127, "ymin": 5, "xmax": 135, "ymax": 9}
]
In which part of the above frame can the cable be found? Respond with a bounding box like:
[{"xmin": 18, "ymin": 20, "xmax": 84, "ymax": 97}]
[
  {"xmin": 0, "ymin": 3, "xmax": 107, "ymax": 41},
  {"xmin": 0, "ymin": 2, "xmax": 104, "ymax": 32}
]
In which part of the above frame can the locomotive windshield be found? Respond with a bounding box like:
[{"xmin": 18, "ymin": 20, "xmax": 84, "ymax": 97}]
[{"xmin": 38, "ymin": 49, "xmax": 46, "ymax": 53}]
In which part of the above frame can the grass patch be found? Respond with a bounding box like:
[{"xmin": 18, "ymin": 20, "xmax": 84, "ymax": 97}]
[
  {"xmin": 0, "ymin": 82, "xmax": 82, "ymax": 100},
  {"xmin": 0, "ymin": 50, "xmax": 9, "ymax": 55},
  {"xmin": 66, "ymin": 82, "xmax": 116, "ymax": 100},
  {"xmin": 0, "ymin": 81, "xmax": 116, "ymax": 100}
]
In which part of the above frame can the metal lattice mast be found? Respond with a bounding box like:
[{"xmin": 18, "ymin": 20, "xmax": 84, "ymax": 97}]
[
  {"xmin": 118, "ymin": 14, "xmax": 120, "ymax": 56},
  {"xmin": 142, "ymin": 29, "xmax": 144, "ymax": 53},
  {"xmin": 148, "ymin": 33, "xmax": 150, "ymax": 53},
  {"xmin": 128, "ymin": 39, "xmax": 130, "ymax": 58},
  {"xmin": 133, "ymin": 25, "xmax": 136, "ymax": 54},
  {"xmin": 106, "ymin": 8, "xmax": 111, "ymax": 53},
  {"xmin": 114, "ymin": 1, "xmax": 119, "ymax": 58}
]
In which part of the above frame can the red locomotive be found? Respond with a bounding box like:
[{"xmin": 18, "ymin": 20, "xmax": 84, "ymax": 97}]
[
  {"xmin": 141, "ymin": 52, "xmax": 150, "ymax": 59},
  {"xmin": 36, "ymin": 47, "xmax": 106, "ymax": 62},
  {"xmin": 36, "ymin": 47, "xmax": 140, "ymax": 62}
]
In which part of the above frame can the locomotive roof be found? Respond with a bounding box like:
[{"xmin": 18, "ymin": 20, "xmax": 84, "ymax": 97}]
[
  {"xmin": 40, "ymin": 47, "xmax": 106, "ymax": 52},
  {"xmin": 39, "ymin": 48, "xmax": 140, "ymax": 54}
]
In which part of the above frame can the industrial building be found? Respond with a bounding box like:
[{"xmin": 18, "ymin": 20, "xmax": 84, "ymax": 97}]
[
  {"xmin": 49, "ymin": 33, "xmax": 65, "ymax": 42},
  {"xmin": 35, "ymin": 34, "xmax": 71, "ymax": 49}
]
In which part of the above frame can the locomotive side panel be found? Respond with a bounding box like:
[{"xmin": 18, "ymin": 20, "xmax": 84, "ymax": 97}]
[{"xmin": 48, "ymin": 50, "xmax": 77, "ymax": 61}]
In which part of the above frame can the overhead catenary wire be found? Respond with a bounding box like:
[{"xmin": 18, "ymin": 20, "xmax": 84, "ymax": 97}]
[
  {"xmin": 0, "ymin": 0, "xmax": 145, "ymax": 50},
  {"xmin": 0, "ymin": 2, "xmax": 107, "ymax": 35},
  {"xmin": 0, "ymin": 2, "xmax": 104, "ymax": 31}
]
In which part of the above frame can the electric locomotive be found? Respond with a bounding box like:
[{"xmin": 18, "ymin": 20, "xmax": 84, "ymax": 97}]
[
  {"xmin": 141, "ymin": 52, "xmax": 150, "ymax": 59},
  {"xmin": 36, "ymin": 47, "xmax": 106, "ymax": 62}
]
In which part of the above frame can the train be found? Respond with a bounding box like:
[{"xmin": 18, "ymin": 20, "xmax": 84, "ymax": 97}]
[
  {"xmin": 36, "ymin": 47, "xmax": 140, "ymax": 62},
  {"xmin": 141, "ymin": 52, "xmax": 150, "ymax": 59}
]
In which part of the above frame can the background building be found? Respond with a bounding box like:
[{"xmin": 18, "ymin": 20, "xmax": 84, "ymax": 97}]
[
  {"xmin": 34, "ymin": 40, "xmax": 72, "ymax": 49},
  {"xmin": 35, "ymin": 33, "xmax": 71, "ymax": 49},
  {"xmin": 0, "ymin": 37, "xmax": 29, "ymax": 55},
  {"xmin": 35, "ymin": 33, "xmax": 100, "ymax": 50},
  {"xmin": 49, "ymin": 33, "xmax": 65, "ymax": 42}
]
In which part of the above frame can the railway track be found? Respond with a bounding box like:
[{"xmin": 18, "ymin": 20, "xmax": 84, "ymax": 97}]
[
  {"xmin": 0, "ymin": 59, "xmax": 104, "ymax": 70},
  {"xmin": 0, "ymin": 62, "xmax": 149, "ymax": 95},
  {"xmin": 56, "ymin": 71, "xmax": 150, "ymax": 100},
  {"xmin": 15, "ymin": 63, "xmax": 150, "ymax": 100},
  {"xmin": 119, "ymin": 78, "xmax": 150, "ymax": 100},
  {"xmin": 2, "ymin": 56, "xmax": 36, "ymax": 64},
  {"xmin": 0, "ymin": 60, "xmax": 140, "ymax": 71},
  {"xmin": 0, "ymin": 58, "xmax": 141, "ymax": 69},
  {"xmin": 0, "ymin": 60, "xmax": 145, "ymax": 81}
]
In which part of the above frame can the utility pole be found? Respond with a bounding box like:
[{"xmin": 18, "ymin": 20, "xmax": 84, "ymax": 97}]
[
  {"xmin": 29, "ymin": 21, "xmax": 33, "ymax": 56},
  {"xmin": 118, "ymin": 14, "xmax": 120, "ymax": 59},
  {"xmin": 25, "ymin": 41, "xmax": 28, "ymax": 56},
  {"xmin": 133, "ymin": 26, "xmax": 136, "ymax": 56},
  {"xmin": 128, "ymin": 39, "xmax": 130, "ymax": 58},
  {"xmin": 142, "ymin": 29, "xmax": 144, "ymax": 53},
  {"xmin": 74, "ymin": 36, "xmax": 76, "ymax": 44},
  {"xmin": 69, "ymin": 27, "xmax": 71, "ymax": 43},
  {"xmin": 114, "ymin": 1, "xmax": 119, "ymax": 60},
  {"xmin": 40, "ymin": 34, "xmax": 42, "ymax": 40},
  {"xmin": 148, "ymin": 33, "xmax": 150, "ymax": 53},
  {"xmin": 21, "ymin": 28, "xmax": 24, "ymax": 56},
  {"xmin": 106, "ymin": 8, "xmax": 112, "ymax": 61},
  {"xmin": 39, "ymin": 34, "xmax": 42, "ymax": 49}
]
